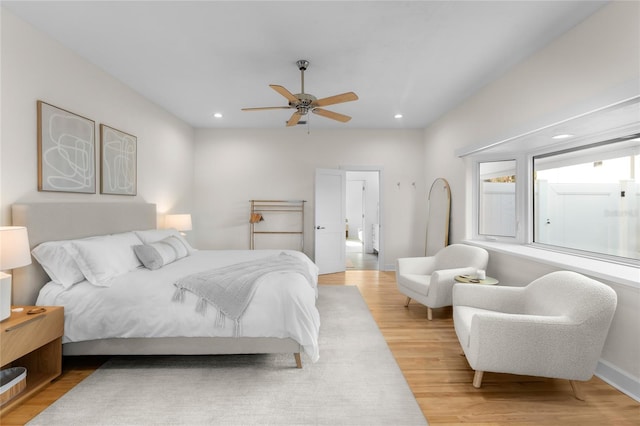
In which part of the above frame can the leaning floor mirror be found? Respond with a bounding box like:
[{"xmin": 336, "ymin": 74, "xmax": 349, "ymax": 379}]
[{"xmin": 425, "ymin": 178, "xmax": 451, "ymax": 256}]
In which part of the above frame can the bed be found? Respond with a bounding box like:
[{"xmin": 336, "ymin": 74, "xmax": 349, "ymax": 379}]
[{"xmin": 11, "ymin": 202, "xmax": 320, "ymax": 367}]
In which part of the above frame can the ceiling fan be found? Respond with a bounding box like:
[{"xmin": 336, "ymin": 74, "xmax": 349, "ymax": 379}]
[{"xmin": 242, "ymin": 60, "xmax": 358, "ymax": 127}]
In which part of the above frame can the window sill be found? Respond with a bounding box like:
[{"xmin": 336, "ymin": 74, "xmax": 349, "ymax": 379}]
[{"xmin": 464, "ymin": 240, "xmax": 640, "ymax": 289}]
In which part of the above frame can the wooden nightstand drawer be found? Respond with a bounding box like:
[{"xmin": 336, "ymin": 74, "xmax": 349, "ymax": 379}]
[{"xmin": 1, "ymin": 307, "xmax": 63, "ymax": 365}]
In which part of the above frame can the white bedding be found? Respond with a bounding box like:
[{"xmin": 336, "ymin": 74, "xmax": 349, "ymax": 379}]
[{"xmin": 36, "ymin": 249, "xmax": 321, "ymax": 361}]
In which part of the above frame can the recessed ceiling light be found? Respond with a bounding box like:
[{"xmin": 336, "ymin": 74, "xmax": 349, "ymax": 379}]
[
  {"xmin": 552, "ymin": 133, "xmax": 574, "ymax": 140},
  {"xmin": 213, "ymin": 113, "xmax": 223, "ymax": 118},
  {"xmin": 394, "ymin": 114, "xmax": 403, "ymax": 119}
]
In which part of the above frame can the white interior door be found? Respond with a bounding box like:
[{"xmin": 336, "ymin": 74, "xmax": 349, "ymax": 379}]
[{"xmin": 315, "ymin": 168, "xmax": 346, "ymax": 274}]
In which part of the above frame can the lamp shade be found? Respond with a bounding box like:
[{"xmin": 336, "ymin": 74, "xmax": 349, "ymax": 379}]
[
  {"xmin": 165, "ymin": 214, "xmax": 192, "ymax": 232},
  {"xmin": 0, "ymin": 226, "xmax": 31, "ymax": 270}
]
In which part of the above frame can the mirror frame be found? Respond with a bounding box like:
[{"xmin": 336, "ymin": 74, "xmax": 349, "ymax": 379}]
[{"xmin": 425, "ymin": 178, "xmax": 451, "ymax": 255}]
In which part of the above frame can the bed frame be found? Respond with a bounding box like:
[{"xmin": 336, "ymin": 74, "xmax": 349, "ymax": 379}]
[{"xmin": 11, "ymin": 202, "xmax": 303, "ymax": 367}]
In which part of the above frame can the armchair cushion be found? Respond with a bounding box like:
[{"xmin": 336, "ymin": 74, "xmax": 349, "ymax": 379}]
[
  {"xmin": 400, "ymin": 274, "xmax": 431, "ymax": 296},
  {"xmin": 453, "ymin": 284, "xmax": 525, "ymax": 314}
]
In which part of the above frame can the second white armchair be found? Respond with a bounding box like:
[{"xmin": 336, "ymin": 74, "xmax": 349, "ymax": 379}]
[
  {"xmin": 396, "ymin": 244, "xmax": 489, "ymax": 320},
  {"xmin": 453, "ymin": 271, "xmax": 617, "ymax": 399}
]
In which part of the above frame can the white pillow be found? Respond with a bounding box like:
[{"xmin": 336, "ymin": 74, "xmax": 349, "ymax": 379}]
[
  {"xmin": 67, "ymin": 232, "xmax": 143, "ymax": 287},
  {"xmin": 134, "ymin": 236, "xmax": 190, "ymax": 270},
  {"xmin": 135, "ymin": 228, "xmax": 195, "ymax": 253},
  {"xmin": 31, "ymin": 241, "xmax": 85, "ymax": 288}
]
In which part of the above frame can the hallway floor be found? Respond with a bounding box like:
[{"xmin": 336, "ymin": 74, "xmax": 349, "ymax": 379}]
[{"xmin": 345, "ymin": 237, "xmax": 378, "ymax": 270}]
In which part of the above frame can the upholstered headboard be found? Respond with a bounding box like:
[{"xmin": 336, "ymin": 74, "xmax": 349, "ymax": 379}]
[{"xmin": 11, "ymin": 202, "xmax": 157, "ymax": 305}]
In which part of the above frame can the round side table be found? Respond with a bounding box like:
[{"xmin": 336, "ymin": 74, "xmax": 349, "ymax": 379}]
[{"xmin": 454, "ymin": 275, "xmax": 499, "ymax": 285}]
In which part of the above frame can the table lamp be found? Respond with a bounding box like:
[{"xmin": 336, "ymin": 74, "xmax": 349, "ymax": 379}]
[
  {"xmin": 165, "ymin": 214, "xmax": 192, "ymax": 236},
  {"xmin": 0, "ymin": 226, "xmax": 32, "ymax": 321}
]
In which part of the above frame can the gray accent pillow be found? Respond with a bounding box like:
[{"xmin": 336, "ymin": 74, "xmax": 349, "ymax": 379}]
[
  {"xmin": 134, "ymin": 228, "xmax": 195, "ymax": 253},
  {"xmin": 134, "ymin": 236, "xmax": 190, "ymax": 270}
]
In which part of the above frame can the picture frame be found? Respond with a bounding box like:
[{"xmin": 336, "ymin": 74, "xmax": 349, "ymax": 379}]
[
  {"xmin": 100, "ymin": 124, "xmax": 137, "ymax": 196},
  {"xmin": 37, "ymin": 101, "xmax": 96, "ymax": 193}
]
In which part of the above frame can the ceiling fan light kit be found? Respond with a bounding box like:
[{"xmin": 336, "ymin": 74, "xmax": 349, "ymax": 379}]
[{"xmin": 242, "ymin": 60, "xmax": 358, "ymax": 127}]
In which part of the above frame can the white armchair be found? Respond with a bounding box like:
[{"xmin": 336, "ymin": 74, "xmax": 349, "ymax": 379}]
[
  {"xmin": 453, "ymin": 271, "xmax": 617, "ymax": 399},
  {"xmin": 396, "ymin": 244, "xmax": 489, "ymax": 320}
]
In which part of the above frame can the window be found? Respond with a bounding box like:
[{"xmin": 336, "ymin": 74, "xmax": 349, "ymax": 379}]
[
  {"xmin": 533, "ymin": 135, "xmax": 640, "ymax": 262},
  {"xmin": 478, "ymin": 160, "xmax": 517, "ymax": 237},
  {"xmin": 465, "ymin": 96, "xmax": 640, "ymax": 272}
]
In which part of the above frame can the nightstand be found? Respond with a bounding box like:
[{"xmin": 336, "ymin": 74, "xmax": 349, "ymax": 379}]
[{"xmin": 0, "ymin": 306, "xmax": 63, "ymax": 414}]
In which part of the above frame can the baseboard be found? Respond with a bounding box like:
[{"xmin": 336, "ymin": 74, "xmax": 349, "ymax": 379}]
[{"xmin": 596, "ymin": 359, "xmax": 640, "ymax": 402}]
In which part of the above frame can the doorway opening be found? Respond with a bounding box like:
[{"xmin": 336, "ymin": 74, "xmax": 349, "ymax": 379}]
[{"xmin": 345, "ymin": 170, "xmax": 380, "ymax": 270}]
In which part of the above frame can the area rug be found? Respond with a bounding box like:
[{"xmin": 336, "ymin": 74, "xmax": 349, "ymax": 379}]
[{"xmin": 28, "ymin": 285, "xmax": 427, "ymax": 425}]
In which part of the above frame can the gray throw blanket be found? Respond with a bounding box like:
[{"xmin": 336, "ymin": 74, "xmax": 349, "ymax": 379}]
[{"xmin": 172, "ymin": 252, "xmax": 314, "ymax": 335}]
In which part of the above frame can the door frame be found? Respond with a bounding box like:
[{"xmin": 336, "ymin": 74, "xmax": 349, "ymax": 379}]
[
  {"xmin": 346, "ymin": 178, "xmax": 366, "ymax": 250},
  {"xmin": 341, "ymin": 165, "xmax": 384, "ymax": 271}
]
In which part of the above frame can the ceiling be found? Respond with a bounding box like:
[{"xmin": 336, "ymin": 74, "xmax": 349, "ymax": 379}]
[{"xmin": 3, "ymin": 1, "xmax": 607, "ymax": 129}]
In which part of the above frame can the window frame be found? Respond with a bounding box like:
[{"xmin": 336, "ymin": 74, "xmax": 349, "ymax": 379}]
[
  {"xmin": 528, "ymin": 135, "xmax": 640, "ymax": 266},
  {"xmin": 472, "ymin": 154, "xmax": 526, "ymax": 243}
]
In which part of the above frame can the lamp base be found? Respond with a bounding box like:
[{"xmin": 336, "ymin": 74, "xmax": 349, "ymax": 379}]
[{"xmin": 0, "ymin": 272, "xmax": 11, "ymax": 321}]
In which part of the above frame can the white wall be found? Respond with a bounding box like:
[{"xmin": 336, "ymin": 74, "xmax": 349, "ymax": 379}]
[
  {"xmin": 0, "ymin": 9, "xmax": 195, "ymax": 225},
  {"xmin": 193, "ymin": 128, "xmax": 424, "ymax": 268},
  {"xmin": 422, "ymin": 2, "xmax": 640, "ymax": 399},
  {"xmin": 423, "ymin": 1, "xmax": 640, "ymax": 245}
]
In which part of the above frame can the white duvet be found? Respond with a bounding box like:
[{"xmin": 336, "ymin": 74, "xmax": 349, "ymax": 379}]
[{"xmin": 36, "ymin": 250, "xmax": 321, "ymax": 361}]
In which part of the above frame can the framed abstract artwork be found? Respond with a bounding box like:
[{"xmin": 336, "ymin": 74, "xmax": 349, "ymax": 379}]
[
  {"xmin": 37, "ymin": 101, "xmax": 96, "ymax": 193},
  {"xmin": 100, "ymin": 124, "xmax": 137, "ymax": 195}
]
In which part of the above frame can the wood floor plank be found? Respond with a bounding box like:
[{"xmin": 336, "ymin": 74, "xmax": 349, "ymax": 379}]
[{"xmin": 1, "ymin": 271, "xmax": 638, "ymax": 425}]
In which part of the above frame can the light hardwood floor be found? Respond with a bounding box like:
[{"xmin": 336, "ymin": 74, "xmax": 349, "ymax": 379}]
[{"xmin": 2, "ymin": 271, "xmax": 639, "ymax": 425}]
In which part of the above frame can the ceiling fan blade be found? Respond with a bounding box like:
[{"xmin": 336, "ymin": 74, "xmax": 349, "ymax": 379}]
[
  {"xmin": 312, "ymin": 108, "xmax": 352, "ymax": 123},
  {"xmin": 286, "ymin": 111, "xmax": 303, "ymax": 127},
  {"xmin": 312, "ymin": 92, "xmax": 358, "ymax": 108},
  {"xmin": 241, "ymin": 106, "xmax": 292, "ymax": 111},
  {"xmin": 270, "ymin": 85, "xmax": 299, "ymax": 103}
]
